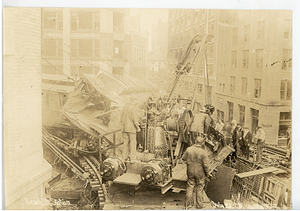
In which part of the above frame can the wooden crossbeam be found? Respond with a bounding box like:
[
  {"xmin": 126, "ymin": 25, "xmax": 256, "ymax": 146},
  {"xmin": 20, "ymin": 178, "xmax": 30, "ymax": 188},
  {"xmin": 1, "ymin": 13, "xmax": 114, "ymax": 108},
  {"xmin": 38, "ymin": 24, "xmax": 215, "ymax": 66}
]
[{"xmin": 236, "ymin": 167, "xmax": 279, "ymax": 178}]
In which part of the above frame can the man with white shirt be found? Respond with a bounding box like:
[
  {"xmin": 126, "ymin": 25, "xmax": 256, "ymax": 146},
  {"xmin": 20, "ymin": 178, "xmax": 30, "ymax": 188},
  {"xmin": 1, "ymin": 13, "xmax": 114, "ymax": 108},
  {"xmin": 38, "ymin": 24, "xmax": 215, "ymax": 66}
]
[{"xmin": 254, "ymin": 126, "xmax": 265, "ymax": 163}]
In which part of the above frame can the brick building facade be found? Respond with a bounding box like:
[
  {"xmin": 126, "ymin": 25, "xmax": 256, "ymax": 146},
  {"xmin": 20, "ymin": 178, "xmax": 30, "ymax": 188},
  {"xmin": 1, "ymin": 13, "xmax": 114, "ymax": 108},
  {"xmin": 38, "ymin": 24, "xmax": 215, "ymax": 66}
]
[{"xmin": 4, "ymin": 8, "xmax": 52, "ymax": 209}]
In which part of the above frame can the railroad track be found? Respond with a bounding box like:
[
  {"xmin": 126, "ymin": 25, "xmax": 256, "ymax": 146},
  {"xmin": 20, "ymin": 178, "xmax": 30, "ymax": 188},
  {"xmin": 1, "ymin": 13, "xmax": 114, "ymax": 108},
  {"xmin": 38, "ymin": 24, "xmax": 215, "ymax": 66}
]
[
  {"xmin": 79, "ymin": 156, "xmax": 108, "ymax": 210},
  {"xmin": 264, "ymin": 145, "xmax": 287, "ymax": 158},
  {"xmin": 42, "ymin": 128, "xmax": 107, "ymax": 210},
  {"xmin": 42, "ymin": 131, "xmax": 88, "ymax": 179}
]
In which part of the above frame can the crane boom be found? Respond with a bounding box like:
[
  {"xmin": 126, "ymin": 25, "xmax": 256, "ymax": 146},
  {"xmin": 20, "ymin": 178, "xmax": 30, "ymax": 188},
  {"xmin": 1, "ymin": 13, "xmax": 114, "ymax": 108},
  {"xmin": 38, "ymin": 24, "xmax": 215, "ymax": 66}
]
[{"xmin": 164, "ymin": 34, "xmax": 213, "ymax": 106}]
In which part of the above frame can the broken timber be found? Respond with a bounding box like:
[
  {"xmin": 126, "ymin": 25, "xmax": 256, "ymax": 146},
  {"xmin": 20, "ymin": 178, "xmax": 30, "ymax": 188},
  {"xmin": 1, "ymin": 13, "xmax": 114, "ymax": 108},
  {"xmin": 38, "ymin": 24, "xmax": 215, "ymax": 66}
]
[{"xmin": 236, "ymin": 167, "xmax": 279, "ymax": 178}]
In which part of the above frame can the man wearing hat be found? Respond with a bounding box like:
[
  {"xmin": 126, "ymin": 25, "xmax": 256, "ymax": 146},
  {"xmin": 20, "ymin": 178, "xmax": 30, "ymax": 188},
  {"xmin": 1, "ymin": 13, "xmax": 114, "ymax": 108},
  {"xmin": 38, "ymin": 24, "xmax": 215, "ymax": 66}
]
[
  {"xmin": 121, "ymin": 96, "xmax": 141, "ymax": 161},
  {"xmin": 232, "ymin": 122, "xmax": 242, "ymax": 160},
  {"xmin": 190, "ymin": 107, "xmax": 210, "ymax": 143},
  {"xmin": 254, "ymin": 126, "xmax": 265, "ymax": 163},
  {"xmin": 181, "ymin": 136, "xmax": 209, "ymax": 209}
]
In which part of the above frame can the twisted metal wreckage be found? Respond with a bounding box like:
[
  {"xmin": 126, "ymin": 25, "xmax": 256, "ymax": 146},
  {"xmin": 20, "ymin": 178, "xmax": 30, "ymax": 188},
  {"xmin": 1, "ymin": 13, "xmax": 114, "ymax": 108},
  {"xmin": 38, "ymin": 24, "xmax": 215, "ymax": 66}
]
[{"xmin": 42, "ymin": 34, "xmax": 291, "ymax": 209}]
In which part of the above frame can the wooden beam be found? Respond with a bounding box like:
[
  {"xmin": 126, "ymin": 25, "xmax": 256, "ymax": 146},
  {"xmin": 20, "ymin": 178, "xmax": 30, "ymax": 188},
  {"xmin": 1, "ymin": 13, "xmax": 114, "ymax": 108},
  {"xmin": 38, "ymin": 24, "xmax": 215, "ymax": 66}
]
[{"xmin": 236, "ymin": 167, "xmax": 279, "ymax": 178}]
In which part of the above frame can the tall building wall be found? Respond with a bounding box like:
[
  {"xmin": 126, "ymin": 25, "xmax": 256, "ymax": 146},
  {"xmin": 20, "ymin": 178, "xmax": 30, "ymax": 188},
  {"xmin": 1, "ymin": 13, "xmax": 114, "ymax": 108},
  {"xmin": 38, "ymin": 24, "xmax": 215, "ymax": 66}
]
[
  {"xmin": 42, "ymin": 8, "xmax": 132, "ymax": 77},
  {"xmin": 4, "ymin": 8, "xmax": 52, "ymax": 209},
  {"xmin": 168, "ymin": 9, "xmax": 292, "ymax": 144},
  {"xmin": 214, "ymin": 10, "xmax": 292, "ymax": 144}
]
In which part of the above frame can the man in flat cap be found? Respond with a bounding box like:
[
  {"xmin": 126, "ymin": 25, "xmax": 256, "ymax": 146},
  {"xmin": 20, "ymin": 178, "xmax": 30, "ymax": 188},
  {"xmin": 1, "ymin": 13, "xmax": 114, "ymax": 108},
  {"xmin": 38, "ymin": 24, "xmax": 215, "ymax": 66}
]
[
  {"xmin": 182, "ymin": 136, "xmax": 209, "ymax": 209},
  {"xmin": 121, "ymin": 96, "xmax": 141, "ymax": 161}
]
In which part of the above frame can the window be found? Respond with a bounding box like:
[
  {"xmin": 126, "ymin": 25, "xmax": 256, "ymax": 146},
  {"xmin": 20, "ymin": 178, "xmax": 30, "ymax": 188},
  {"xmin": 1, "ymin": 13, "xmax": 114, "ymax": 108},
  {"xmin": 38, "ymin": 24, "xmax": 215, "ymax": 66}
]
[
  {"xmin": 228, "ymin": 102, "xmax": 234, "ymax": 122},
  {"xmin": 222, "ymin": 84, "xmax": 225, "ymax": 92},
  {"xmin": 280, "ymin": 80, "xmax": 292, "ymax": 100},
  {"xmin": 232, "ymin": 51, "xmax": 237, "ymax": 68},
  {"xmin": 43, "ymin": 39, "xmax": 63, "ymax": 57},
  {"xmin": 209, "ymin": 10, "xmax": 216, "ymax": 16},
  {"xmin": 71, "ymin": 13, "xmax": 78, "ymax": 30},
  {"xmin": 256, "ymin": 49, "xmax": 263, "ymax": 69},
  {"xmin": 251, "ymin": 108, "xmax": 259, "ymax": 134},
  {"xmin": 44, "ymin": 12, "xmax": 63, "ymax": 30},
  {"xmin": 208, "ymin": 43, "xmax": 214, "ymax": 58},
  {"xmin": 279, "ymin": 112, "xmax": 292, "ymax": 136},
  {"xmin": 217, "ymin": 110, "xmax": 225, "ymax": 122},
  {"xmin": 230, "ymin": 76, "xmax": 236, "ymax": 94},
  {"xmin": 244, "ymin": 24, "xmax": 250, "ymax": 42},
  {"xmin": 208, "ymin": 64, "xmax": 214, "ymax": 76},
  {"xmin": 94, "ymin": 13, "xmax": 100, "ymax": 31},
  {"xmin": 284, "ymin": 19, "xmax": 292, "ymax": 39},
  {"xmin": 79, "ymin": 13, "xmax": 93, "ymax": 30},
  {"xmin": 239, "ymin": 105, "xmax": 245, "ymax": 126},
  {"xmin": 207, "ymin": 86, "xmax": 212, "ymax": 101},
  {"xmin": 113, "ymin": 13, "xmax": 124, "ymax": 33},
  {"xmin": 70, "ymin": 39, "xmax": 100, "ymax": 58},
  {"xmin": 232, "ymin": 27, "xmax": 238, "ymax": 44},
  {"xmin": 243, "ymin": 50, "xmax": 249, "ymax": 69},
  {"xmin": 79, "ymin": 40, "xmax": 93, "ymax": 57},
  {"xmin": 197, "ymin": 84, "xmax": 202, "ymax": 95},
  {"xmin": 186, "ymin": 12, "xmax": 191, "ymax": 26},
  {"xmin": 254, "ymin": 79, "xmax": 261, "ymax": 98},
  {"xmin": 208, "ymin": 21, "xmax": 215, "ymax": 34},
  {"xmin": 282, "ymin": 49, "xmax": 292, "ymax": 70},
  {"xmin": 184, "ymin": 81, "xmax": 189, "ymax": 91},
  {"xmin": 257, "ymin": 21, "xmax": 265, "ymax": 39},
  {"xmin": 199, "ymin": 24, "xmax": 205, "ymax": 36},
  {"xmin": 193, "ymin": 10, "xmax": 198, "ymax": 22},
  {"xmin": 71, "ymin": 12, "xmax": 100, "ymax": 31},
  {"xmin": 241, "ymin": 77, "xmax": 247, "ymax": 95}
]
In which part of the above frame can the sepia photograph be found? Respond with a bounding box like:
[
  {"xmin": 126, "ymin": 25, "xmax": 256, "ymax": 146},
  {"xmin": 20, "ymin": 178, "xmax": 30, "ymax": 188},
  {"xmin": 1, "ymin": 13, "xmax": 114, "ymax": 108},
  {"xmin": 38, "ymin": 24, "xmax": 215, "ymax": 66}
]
[{"xmin": 3, "ymin": 2, "xmax": 296, "ymax": 210}]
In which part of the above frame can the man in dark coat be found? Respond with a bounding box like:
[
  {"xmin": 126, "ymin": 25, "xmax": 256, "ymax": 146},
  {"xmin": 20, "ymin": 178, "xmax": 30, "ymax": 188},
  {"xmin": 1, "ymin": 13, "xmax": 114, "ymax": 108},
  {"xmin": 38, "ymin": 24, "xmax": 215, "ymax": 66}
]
[
  {"xmin": 182, "ymin": 136, "xmax": 209, "ymax": 209},
  {"xmin": 232, "ymin": 122, "xmax": 242, "ymax": 160},
  {"xmin": 222, "ymin": 121, "xmax": 233, "ymax": 146},
  {"xmin": 242, "ymin": 127, "xmax": 252, "ymax": 159},
  {"xmin": 120, "ymin": 96, "xmax": 141, "ymax": 161}
]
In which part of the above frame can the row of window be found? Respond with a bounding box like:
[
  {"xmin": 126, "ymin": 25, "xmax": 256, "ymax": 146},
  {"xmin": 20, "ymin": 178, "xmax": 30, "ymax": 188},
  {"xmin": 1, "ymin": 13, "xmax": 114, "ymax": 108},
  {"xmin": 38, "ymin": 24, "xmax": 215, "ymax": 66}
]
[
  {"xmin": 229, "ymin": 49, "xmax": 292, "ymax": 70},
  {"xmin": 219, "ymin": 77, "xmax": 291, "ymax": 100},
  {"xmin": 169, "ymin": 10, "xmax": 208, "ymax": 33},
  {"xmin": 217, "ymin": 106, "xmax": 291, "ymax": 136},
  {"xmin": 42, "ymin": 39, "xmax": 129, "ymax": 60},
  {"xmin": 43, "ymin": 12, "xmax": 125, "ymax": 32},
  {"xmin": 231, "ymin": 19, "xmax": 291, "ymax": 43},
  {"xmin": 217, "ymin": 103, "xmax": 259, "ymax": 133}
]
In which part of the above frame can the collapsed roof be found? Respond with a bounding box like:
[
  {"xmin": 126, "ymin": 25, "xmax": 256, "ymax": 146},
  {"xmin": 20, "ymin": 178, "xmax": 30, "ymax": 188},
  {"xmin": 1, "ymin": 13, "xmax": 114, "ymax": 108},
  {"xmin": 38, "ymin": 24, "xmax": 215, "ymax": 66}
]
[{"xmin": 61, "ymin": 72, "xmax": 157, "ymax": 137}]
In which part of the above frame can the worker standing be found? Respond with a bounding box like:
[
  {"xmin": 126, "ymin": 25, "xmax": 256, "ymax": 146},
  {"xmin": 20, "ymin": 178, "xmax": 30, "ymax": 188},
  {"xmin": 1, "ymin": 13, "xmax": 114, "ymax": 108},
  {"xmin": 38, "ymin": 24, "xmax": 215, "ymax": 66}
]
[
  {"xmin": 121, "ymin": 96, "xmax": 141, "ymax": 161},
  {"xmin": 232, "ymin": 122, "xmax": 242, "ymax": 160},
  {"xmin": 181, "ymin": 136, "xmax": 209, "ymax": 209},
  {"xmin": 254, "ymin": 126, "xmax": 265, "ymax": 164},
  {"xmin": 242, "ymin": 126, "xmax": 252, "ymax": 160},
  {"xmin": 190, "ymin": 107, "xmax": 210, "ymax": 144}
]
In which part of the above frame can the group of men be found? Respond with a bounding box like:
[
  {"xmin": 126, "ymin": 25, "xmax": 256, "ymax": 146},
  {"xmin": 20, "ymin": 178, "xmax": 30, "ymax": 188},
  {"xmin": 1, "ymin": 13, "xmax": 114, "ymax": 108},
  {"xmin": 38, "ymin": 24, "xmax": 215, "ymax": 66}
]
[
  {"xmin": 215, "ymin": 119, "xmax": 266, "ymax": 163},
  {"xmin": 116, "ymin": 98, "xmax": 270, "ymax": 209}
]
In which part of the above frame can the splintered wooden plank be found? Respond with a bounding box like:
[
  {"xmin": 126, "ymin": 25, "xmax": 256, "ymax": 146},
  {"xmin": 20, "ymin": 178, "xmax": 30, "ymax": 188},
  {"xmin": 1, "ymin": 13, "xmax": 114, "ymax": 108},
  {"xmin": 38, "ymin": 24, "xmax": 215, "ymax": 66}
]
[
  {"xmin": 113, "ymin": 173, "xmax": 142, "ymax": 186},
  {"xmin": 236, "ymin": 167, "xmax": 279, "ymax": 178}
]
